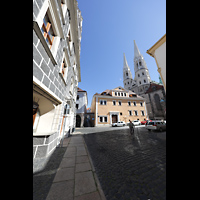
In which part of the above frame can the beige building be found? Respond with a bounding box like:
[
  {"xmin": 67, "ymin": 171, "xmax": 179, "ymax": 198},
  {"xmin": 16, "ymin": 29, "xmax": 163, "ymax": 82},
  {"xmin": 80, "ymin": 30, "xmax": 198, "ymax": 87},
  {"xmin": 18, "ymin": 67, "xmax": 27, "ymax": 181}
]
[
  {"xmin": 146, "ymin": 34, "xmax": 166, "ymax": 92},
  {"xmin": 91, "ymin": 86, "xmax": 148, "ymax": 126}
]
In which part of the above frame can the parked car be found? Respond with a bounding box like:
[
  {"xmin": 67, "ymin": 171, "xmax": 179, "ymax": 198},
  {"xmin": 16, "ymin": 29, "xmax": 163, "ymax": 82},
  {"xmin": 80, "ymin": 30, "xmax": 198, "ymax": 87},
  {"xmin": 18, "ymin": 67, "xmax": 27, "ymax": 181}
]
[
  {"xmin": 141, "ymin": 120, "xmax": 152, "ymax": 125},
  {"xmin": 146, "ymin": 121, "xmax": 166, "ymax": 131},
  {"xmin": 112, "ymin": 121, "xmax": 126, "ymax": 127},
  {"xmin": 132, "ymin": 120, "xmax": 141, "ymax": 126}
]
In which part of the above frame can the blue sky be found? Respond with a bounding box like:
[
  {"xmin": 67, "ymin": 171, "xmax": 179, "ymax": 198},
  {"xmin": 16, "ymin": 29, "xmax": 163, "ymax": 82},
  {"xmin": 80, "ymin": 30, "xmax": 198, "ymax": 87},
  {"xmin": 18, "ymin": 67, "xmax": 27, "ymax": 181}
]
[{"xmin": 77, "ymin": 0, "xmax": 166, "ymax": 107}]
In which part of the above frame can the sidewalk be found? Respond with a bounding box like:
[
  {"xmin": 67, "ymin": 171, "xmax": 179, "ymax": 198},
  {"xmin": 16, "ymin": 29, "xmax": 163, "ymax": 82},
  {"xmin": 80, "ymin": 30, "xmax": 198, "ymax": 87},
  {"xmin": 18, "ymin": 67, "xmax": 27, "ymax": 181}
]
[{"xmin": 46, "ymin": 134, "xmax": 106, "ymax": 200}]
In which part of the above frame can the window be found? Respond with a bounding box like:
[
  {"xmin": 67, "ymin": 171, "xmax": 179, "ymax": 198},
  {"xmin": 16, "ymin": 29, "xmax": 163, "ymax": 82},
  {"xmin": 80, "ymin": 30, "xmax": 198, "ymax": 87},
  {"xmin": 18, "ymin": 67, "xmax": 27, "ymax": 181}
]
[
  {"xmin": 140, "ymin": 102, "xmax": 143, "ymax": 107},
  {"xmin": 77, "ymin": 95, "xmax": 79, "ymax": 100},
  {"xmin": 133, "ymin": 101, "xmax": 136, "ymax": 106},
  {"xmin": 100, "ymin": 117, "xmax": 103, "ymax": 122},
  {"xmin": 124, "ymin": 93, "xmax": 126, "ymax": 97},
  {"xmin": 64, "ymin": 103, "xmax": 70, "ymax": 115},
  {"xmin": 142, "ymin": 72, "xmax": 144, "ymax": 75},
  {"xmin": 139, "ymin": 61, "xmax": 141, "ymax": 66},
  {"xmin": 76, "ymin": 104, "xmax": 79, "ymax": 109},
  {"xmin": 126, "ymin": 72, "xmax": 128, "ymax": 76},
  {"xmin": 113, "ymin": 100, "xmax": 116, "ymax": 106},
  {"xmin": 134, "ymin": 110, "xmax": 138, "ymax": 116},
  {"xmin": 118, "ymin": 101, "xmax": 122, "ymax": 106},
  {"xmin": 67, "ymin": 30, "xmax": 72, "ymax": 55},
  {"xmin": 129, "ymin": 110, "xmax": 132, "ymax": 116},
  {"xmin": 141, "ymin": 111, "xmax": 145, "ymax": 116},
  {"xmin": 118, "ymin": 92, "xmax": 120, "ymax": 96},
  {"xmin": 100, "ymin": 100, "xmax": 107, "ymax": 105},
  {"xmin": 99, "ymin": 116, "xmax": 107, "ymax": 123},
  {"xmin": 138, "ymin": 74, "xmax": 140, "ymax": 77},
  {"xmin": 121, "ymin": 92, "xmax": 123, "ymax": 96},
  {"xmin": 61, "ymin": 60, "xmax": 67, "ymax": 77},
  {"xmin": 120, "ymin": 112, "xmax": 122, "ymax": 115},
  {"xmin": 41, "ymin": 11, "xmax": 55, "ymax": 49},
  {"xmin": 139, "ymin": 81, "xmax": 141, "ymax": 85},
  {"xmin": 115, "ymin": 92, "xmax": 117, "ymax": 96},
  {"xmin": 128, "ymin": 101, "xmax": 131, "ymax": 106},
  {"xmin": 144, "ymin": 79, "xmax": 146, "ymax": 83}
]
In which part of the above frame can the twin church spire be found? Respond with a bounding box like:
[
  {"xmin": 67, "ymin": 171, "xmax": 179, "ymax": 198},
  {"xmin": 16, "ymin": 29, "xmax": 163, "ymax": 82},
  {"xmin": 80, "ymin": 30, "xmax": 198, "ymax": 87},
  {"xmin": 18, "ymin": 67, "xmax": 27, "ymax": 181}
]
[{"xmin": 123, "ymin": 40, "xmax": 151, "ymax": 91}]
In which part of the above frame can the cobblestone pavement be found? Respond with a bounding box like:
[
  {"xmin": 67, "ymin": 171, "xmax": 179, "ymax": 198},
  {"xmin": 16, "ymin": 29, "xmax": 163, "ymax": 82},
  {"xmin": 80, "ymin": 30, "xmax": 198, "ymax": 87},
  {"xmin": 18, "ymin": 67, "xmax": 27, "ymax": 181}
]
[{"xmin": 83, "ymin": 127, "xmax": 166, "ymax": 200}]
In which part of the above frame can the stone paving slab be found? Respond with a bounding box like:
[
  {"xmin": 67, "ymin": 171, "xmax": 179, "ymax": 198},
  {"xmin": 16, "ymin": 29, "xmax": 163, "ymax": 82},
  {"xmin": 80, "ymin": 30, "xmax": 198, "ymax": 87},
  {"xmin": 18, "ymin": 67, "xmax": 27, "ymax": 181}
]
[
  {"xmin": 46, "ymin": 180, "xmax": 74, "ymax": 200},
  {"xmin": 53, "ymin": 167, "xmax": 75, "ymax": 182},
  {"xmin": 74, "ymin": 171, "xmax": 97, "ymax": 196},
  {"xmin": 75, "ymin": 162, "xmax": 91, "ymax": 173}
]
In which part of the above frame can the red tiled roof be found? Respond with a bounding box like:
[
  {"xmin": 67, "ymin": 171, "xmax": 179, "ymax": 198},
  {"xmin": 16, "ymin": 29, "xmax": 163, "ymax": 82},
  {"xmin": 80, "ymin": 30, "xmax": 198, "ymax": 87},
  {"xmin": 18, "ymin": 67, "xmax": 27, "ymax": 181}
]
[
  {"xmin": 145, "ymin": 83, "xmax": 163, "ymax": 93},
  {"xmin": 77, "ymin": 87, "xmax": 86, "ymax": 92}
]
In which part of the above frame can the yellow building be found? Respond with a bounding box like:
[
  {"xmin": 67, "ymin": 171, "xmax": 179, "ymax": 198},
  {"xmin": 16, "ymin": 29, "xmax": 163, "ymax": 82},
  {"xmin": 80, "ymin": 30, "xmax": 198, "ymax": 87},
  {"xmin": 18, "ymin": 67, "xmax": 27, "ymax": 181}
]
[{"xmin": 91, "ymin": 86, "xmax": 148, "ymax": 126}]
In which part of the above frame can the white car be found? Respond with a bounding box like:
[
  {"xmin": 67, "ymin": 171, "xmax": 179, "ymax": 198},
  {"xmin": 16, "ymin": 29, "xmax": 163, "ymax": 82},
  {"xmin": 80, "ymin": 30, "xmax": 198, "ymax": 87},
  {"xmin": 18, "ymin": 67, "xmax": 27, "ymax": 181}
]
[
  {"xmin": 132, "ymin": 120, "xmax": 141, "ymax": 126},
  {"xmin": 112, "ymin": 121, "xmax": 126, "ymax": 127},
  {"xmin": 146, "ymin": 121, "xmax": 166, "ymax": 131}
]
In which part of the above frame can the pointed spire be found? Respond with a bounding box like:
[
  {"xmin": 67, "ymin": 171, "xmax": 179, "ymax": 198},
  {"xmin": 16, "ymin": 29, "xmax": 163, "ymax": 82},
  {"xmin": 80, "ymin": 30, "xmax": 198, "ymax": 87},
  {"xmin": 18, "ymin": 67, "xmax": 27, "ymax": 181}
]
[
  {"xmin": 134, "ymin": 40, "xmax": 141, "ymax": 58},
  {"xmin": 123, "ymin": 53, "xmax": 128, "ymax": 68}
]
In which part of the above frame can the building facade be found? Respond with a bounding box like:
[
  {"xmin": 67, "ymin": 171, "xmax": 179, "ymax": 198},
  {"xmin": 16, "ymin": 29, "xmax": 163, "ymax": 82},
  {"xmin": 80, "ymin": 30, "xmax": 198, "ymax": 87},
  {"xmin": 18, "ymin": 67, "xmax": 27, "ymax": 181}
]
[
  {"xmin": 123, "ymin": 40, "xmax": 166, "ymax": 120},
  {"xmin": 75, "ymin": 87, "xmax": 88, "ymax": 127},
  {"xmin": 146, "ymin": 34, "xmax": 166, "ymax": 92},
  {"xmin": 91, "ymin": 87, "xmax": 148, "ymax": 126},
  {"xmin": 33, "ymin": 0, "xmax": 82, "ymax": 172}
]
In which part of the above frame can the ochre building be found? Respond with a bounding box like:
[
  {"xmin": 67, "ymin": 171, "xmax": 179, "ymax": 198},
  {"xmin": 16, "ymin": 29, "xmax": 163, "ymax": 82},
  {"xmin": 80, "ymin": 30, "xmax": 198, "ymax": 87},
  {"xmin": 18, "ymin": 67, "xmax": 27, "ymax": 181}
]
[{"xmin": 91, "ymin": 86, "xmax": 148, "ymax": 126}]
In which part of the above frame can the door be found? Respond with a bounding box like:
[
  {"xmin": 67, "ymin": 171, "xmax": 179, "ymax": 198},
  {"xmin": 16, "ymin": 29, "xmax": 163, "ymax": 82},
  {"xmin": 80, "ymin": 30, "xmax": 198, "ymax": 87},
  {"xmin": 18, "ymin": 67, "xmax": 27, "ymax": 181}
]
[
  {"xmin": 112, "ymin": 115, "xmax": 117, "ymax": 123},
  {"xmin": 76, "ymin": 115, "xmax": 81, "ymax": 127}
]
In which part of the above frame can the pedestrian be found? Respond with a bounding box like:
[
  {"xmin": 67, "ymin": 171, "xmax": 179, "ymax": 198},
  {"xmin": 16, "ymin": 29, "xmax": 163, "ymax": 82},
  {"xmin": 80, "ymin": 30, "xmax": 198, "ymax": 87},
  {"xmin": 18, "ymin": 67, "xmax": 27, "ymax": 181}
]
[{"xmin": 129, "ymin": 120, "xmax": 134, "ymax": 136}]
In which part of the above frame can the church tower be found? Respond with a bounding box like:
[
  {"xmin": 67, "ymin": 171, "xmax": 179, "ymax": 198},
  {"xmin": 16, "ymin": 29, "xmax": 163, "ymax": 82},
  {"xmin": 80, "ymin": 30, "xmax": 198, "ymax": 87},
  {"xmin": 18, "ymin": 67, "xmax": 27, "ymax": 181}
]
[
  {"xmin": 123, "ymin": 53, "xmax": 135, "ymax": 90},
  {"xmin": 133, "ymin": 40, "xmax": 151, "ymax": 93}
]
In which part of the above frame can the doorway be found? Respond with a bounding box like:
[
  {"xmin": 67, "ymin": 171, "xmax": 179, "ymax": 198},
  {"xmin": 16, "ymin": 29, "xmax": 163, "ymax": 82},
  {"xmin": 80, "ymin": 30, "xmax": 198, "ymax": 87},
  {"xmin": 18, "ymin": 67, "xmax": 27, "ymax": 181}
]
[
  {"xmin": 76, "ymin": 115, "xmax": 81, "ymax": 127},
  {"xmin": 112, "ymin": 115, "xmax": 118, "ymax": 123}
]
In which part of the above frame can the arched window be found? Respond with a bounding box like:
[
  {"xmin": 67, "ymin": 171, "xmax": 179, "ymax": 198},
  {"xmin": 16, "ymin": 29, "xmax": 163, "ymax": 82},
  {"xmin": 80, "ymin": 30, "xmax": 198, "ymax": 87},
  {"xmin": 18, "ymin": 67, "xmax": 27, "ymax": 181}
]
[{"xmin": 154, "ymin": 94, "xmax": 162, "ymax": 110}]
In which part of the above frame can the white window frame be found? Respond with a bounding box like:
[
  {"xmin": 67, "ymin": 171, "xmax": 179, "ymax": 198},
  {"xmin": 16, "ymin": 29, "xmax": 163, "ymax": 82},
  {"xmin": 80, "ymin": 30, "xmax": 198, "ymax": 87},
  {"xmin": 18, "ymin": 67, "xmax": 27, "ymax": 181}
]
[
  {"xmin": 113, "ymin": 100, "xmax": 116, "ymax": 106},
  {"xmin": 128, "ymin": 101, "xmax": 131, "ymax": 106},
  {"xmin": 118, "ymin": 101, "xmax": 122, "ymax": 106},
  {"xmin": 128, "ymin": 110, "xmax": 132, "ymax": 116},
  {"xmin": 140, "ymin": 102, "xmax": 143, "ymax": 107},
  {"xmin": 133, "ymin": 101, "xmax": 136, "ymax": 106}
]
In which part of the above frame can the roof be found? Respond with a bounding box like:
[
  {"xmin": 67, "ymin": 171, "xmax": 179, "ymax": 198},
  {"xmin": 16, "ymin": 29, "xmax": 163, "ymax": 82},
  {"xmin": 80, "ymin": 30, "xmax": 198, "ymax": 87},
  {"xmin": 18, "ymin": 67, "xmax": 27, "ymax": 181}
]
[
  {"xmin": 100, "ymin": 89, "xmax": 112, "ymax": 96},
  {"xmin": 145, "ymin": 82, "xmax": 164, "ymax": 94},
  {"xmin": 77, "ymin": 87, "xmax": 86, "ymax": 92},
  {"xmin": 146, "ymin": 34, "xmax": 166, "ymax": 57}
]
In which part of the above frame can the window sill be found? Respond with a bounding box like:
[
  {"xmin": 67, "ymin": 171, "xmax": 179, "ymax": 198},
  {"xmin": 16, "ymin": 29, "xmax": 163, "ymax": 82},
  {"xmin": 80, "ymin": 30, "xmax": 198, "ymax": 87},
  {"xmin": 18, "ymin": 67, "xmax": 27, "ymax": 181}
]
[{"xmin": 33, "ymin": 21, "xmax": 57, "ymax": 65}]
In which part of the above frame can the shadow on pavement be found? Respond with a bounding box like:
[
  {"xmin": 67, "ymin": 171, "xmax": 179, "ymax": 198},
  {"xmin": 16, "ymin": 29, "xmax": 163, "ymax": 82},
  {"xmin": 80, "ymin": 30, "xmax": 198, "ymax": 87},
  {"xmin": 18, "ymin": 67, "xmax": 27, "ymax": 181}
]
[{"xmin": 33, "ymin": 146, "xmax": 67, "ymax": 200}]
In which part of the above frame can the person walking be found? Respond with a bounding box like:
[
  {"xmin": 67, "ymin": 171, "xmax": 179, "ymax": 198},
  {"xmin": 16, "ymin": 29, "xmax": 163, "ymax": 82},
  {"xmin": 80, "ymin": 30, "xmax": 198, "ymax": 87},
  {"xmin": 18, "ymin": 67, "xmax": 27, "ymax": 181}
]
[{"xmin": 129, "ymin": 120, "xmax": 134, "ymax": 136}]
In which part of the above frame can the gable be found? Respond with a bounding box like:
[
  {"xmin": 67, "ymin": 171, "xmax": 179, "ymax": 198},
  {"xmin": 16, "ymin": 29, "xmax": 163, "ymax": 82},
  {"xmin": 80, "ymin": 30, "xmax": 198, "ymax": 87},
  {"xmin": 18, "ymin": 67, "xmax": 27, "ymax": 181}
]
[{"xmin": 113, "ymin": 86, "xmax": 126, "ymax": 91}]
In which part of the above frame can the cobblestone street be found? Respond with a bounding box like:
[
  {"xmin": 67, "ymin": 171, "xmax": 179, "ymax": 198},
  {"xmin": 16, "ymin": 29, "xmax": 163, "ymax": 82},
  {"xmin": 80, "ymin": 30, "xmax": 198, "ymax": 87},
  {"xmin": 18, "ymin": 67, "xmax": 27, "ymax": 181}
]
[{"xmin": 83, "ymin": 127, "xmax": 166, "ymax": 200}]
